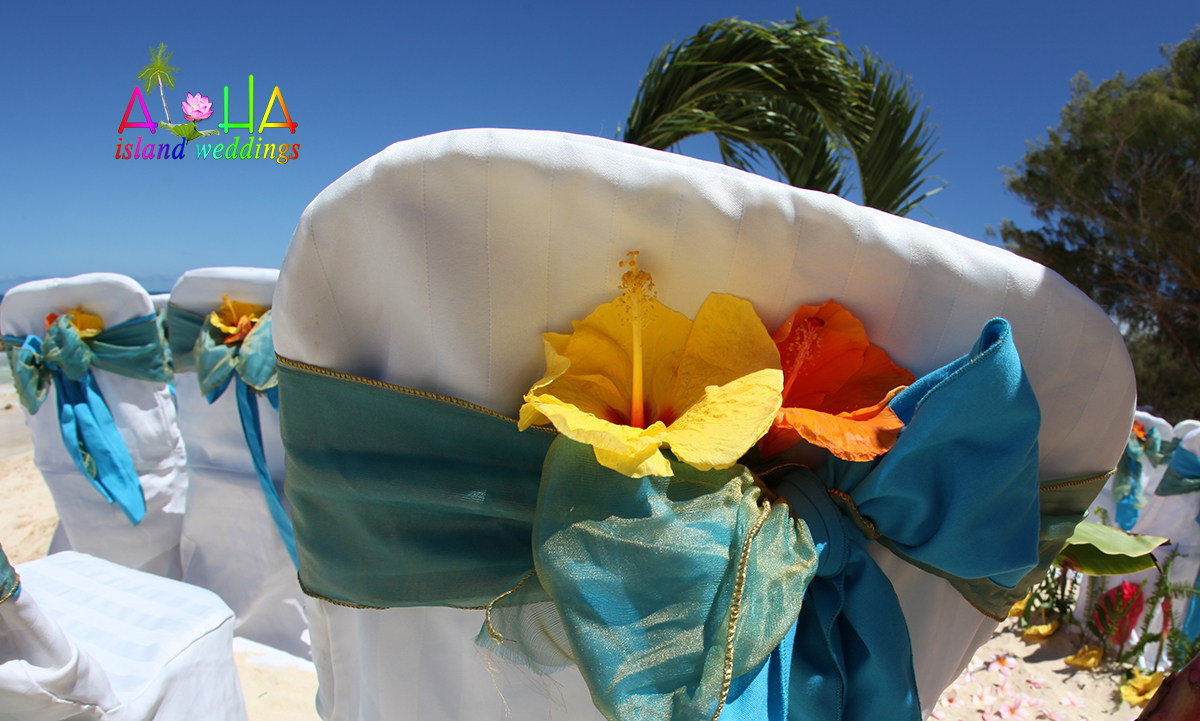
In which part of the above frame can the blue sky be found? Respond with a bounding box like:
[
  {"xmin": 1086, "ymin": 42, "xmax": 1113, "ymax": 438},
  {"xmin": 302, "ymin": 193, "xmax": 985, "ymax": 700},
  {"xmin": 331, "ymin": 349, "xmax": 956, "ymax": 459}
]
[{"xmin": 0, "ymin": 1, "xmax": 1195, "ymax": 293}]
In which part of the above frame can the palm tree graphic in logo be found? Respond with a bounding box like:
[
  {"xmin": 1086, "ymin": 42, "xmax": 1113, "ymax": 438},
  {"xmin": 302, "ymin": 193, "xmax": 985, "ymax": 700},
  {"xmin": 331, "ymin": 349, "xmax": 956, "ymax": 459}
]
[
  {"xmin": 138, "ymin": 43, "xmax": 216, "ymax": 143},
  {"xmin": 137, "ymin": 43, "xmax": 177, "ymax": 123}
]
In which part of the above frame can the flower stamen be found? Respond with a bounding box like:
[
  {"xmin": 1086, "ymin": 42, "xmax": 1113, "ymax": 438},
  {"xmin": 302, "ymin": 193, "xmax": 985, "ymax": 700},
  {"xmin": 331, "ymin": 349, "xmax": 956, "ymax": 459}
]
[
  {"xmin": 782, "ymin": 317, "xmax": 824, "ymax": 401},
  {"xmin": 618, "ymin": 252, "xmax": 656, "ymax": 428}
]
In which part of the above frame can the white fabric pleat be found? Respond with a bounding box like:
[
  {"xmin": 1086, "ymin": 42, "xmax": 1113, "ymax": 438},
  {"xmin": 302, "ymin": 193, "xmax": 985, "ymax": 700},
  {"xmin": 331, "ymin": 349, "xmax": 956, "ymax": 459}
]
[
  {"xmin": 0, "ymin": 551, "xmax": 247, "ymax": 721},
  {"xmin": 0, "ymin": 274, "xmax": 188, "ymax": 578},
  {"xmin": 272, "ymin": 129, "xmax": 1137, "ymax": 719},
  {"xmin": 169, "ymin": 267, "xmax": 310, "ymax": 659}
]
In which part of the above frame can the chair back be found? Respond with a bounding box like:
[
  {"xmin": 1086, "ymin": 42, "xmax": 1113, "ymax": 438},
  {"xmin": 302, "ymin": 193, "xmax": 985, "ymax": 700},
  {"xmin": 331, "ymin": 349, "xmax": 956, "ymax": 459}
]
[
  {"xmin": 1, "ymin": 273, "xmax": 187, "ymax": 577},
  {"xmin": 274, "ymin": 129, "xmax": 1136, "ymax": 716}
]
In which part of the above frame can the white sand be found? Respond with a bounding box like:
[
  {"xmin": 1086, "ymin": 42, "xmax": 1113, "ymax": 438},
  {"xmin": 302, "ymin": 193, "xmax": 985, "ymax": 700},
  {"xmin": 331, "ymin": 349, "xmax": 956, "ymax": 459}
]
[{"xmin": 932, "ymin": 620, "xmax": 1146, "ymax": 720}]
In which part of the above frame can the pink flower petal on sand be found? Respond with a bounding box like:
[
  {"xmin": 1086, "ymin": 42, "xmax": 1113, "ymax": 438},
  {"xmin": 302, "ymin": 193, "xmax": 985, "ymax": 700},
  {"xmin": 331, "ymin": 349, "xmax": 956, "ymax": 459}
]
[
  {"xmin": 987, "ymin": 654, "xmax": 1020, "ymax": 675},
  {"xmin": 997, "ymin": 702, "xmax": 1028, "ymax": 719},
  {"xmin": 931, "ymin": 710, "xmax": 945, "ymax": 720},
  {"xmin": 1027, "ymin": 675, "xmax": 1046, "ymax": 690},
  {"xmin": 998, "ymin": 679, "xmax": 1015, "ymax": 696},
  {"xmin": 943, "ymin": 691, "xmax": 964, "ymax": 708},
  {"xmin": 1059, "ymin": 692, "xmax": 1085, "ymax": 709},
  {"xmin": 972, "ymin": 689, "xmax": 998, "ymax": 706},
  {"xmin": 1037, "ymin": 710, "xmax": 1064, "ymax": 721},
  {"xmin": 1018, "ymin": 693, "xmax": 1041, "ymax": 709}
]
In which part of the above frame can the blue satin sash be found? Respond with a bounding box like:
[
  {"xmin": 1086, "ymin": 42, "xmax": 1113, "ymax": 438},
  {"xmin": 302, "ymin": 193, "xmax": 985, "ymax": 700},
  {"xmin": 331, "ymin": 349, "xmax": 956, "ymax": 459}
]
[
  {"xmin": 3, "ymin": 314, "xmax": 171, "ymax": 525},
  {"xmin": 167, "ymin": 305, "xmax": 295, "ymax": 566},
  {"xmin": 1114, "ymin": 427, "xmax": 1160, "ymax": 530}
]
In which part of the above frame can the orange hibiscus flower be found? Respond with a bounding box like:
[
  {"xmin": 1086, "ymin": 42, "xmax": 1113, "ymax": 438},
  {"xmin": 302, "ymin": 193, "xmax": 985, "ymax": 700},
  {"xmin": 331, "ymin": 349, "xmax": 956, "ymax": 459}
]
[{"xmin": 758, "ymin": 300, "xmax": 914, "ymax": 462}]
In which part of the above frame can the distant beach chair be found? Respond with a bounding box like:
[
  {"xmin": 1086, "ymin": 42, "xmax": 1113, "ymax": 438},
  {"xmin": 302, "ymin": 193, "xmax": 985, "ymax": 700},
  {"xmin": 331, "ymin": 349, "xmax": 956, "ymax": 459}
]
[
  {"xmin": 0, "ymin": 273, "xmax": 187, "ymax": 577},
  {"xmin": 0, "ymin": 544, "xmax": 248, "ymax": 720},
  {"xmin": 167, "ymin": 267, "xmax": 309, "ymax": 659},
  {"xmin": 272, "ymin": 129, "xmax": 1134, "ymax": 720}
]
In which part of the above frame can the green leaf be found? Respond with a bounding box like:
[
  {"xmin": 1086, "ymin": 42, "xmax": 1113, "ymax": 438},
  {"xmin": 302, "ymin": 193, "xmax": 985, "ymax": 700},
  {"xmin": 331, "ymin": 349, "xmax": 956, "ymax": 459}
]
[
  {"xmin": 1057, "ymin": 543, "xmax": 1159, "ymax": 575},
  {"xmin": 158, "ymin": 122, "xmax": 202, "ymax": 141},
  {"xmin": 1068, "ymin": 521, "xmax": 1167, "ymax": 556},
  {"xmin": 1055, "ymin": 521, "xmax": 1168, "ymax": 575}
]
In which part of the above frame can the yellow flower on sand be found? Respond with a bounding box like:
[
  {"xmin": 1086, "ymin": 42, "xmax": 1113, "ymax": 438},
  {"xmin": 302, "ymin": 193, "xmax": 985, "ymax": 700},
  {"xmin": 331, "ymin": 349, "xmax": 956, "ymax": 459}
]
[
  {"xmin": 1120, "ymin": 669, "xmax": 1164, "ymax": 707},
  {"xmin": 519, "ymin": 252, "xmax": 784, "ymax": 478},
  {"xmin": 1064, "ymin": 644, "xmax": 1103, "ymax": 669},
  {"xmin": 1021, "ymin": 619, "xmax": 1059, "ymax": 643},
  {"xmin": 209, "ymin": 295, "xmax": 268, "ymax": 345}
]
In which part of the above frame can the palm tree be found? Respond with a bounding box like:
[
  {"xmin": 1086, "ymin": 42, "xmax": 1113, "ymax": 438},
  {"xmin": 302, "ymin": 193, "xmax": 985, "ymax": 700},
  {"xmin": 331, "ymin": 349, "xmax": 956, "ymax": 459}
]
[
  {"xmin": 137, "ymin": 43, "xmax": 179, "ymax": 124},
  {"xmin": 623, "ymin": 13, "xmax": 943, "ymax": 217}
]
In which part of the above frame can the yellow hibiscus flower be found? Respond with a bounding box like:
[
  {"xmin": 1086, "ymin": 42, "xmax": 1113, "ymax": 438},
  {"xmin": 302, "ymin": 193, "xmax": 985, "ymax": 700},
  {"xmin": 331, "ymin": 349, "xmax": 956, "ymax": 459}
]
[
  {"xmin": 209, "ymin": 294, "xmax": 268, "ymax": 345},
  {"xmin": 45, "ymin": 307, "xmax": 105, "ymax": 338},
  {"xmin": 519, "ymin": 252, "xmax": 783, "ymax": 478},
  {"xmin": 1120, "ymin": 669, "xmax": 1164, "ymax": 707}
]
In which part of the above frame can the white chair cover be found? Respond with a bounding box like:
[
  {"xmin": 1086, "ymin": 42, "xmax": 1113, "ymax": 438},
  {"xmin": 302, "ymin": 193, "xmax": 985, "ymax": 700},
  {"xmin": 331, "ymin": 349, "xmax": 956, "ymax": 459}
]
[
  {"xmin": 273, "ymin": 128, "xmax": 1136, "ymax": 719},
  {"xmin": 148, "ymin": 293, "xmax": 170, "ymax": 312},
  {"xmin": 170, "ymin": 267, "xmax": 309, "ymax": 659},
  {"xmin": 1088, "ymin": 409, "xmax": 1175, "ymax": 519},
  {"xmin": 1175, "ymin": 419, "xmax": 1200, "ymax": 439},
  {"xmin": 0, "ymin": 551, "xmax": 248, "ymax": 721},
  {"xmin": 0, "ymin": 274, "xmax": 188, "ymax": 578},
  {"xmin": 1129, "ymin": 427, "xmax": 1200, "ymax": 666},
  {"xmin": 1072, "ymin": 410, "xmax": 1179, "ymax": 659}
]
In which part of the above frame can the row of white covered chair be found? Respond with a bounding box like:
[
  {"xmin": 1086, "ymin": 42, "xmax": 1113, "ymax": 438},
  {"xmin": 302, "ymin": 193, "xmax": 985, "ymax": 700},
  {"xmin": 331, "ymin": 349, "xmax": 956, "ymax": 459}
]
[
  {"xmin": 1074, "ymin": 410, "xmax": 1200, "ymax": 667},
  {"xmin": 4, "ymin": 128, "xmax": 1141, "ymax": 721},
  {"xmin": 1, "ymin": 269, "xmax": 310, "ymax": 718}
]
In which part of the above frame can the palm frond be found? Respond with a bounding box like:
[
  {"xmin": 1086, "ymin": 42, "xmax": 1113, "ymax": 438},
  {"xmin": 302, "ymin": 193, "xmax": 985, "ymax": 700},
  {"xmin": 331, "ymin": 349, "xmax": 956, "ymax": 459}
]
[
  {"xmin": 849, "ymin": 52, "xmax": 944, "ymax": 216},
  {"xmin": 136, "ymin": 43, "xmax": 178, "ymax": 92},
  {"xmin": 623, "ymin": 12, "xmax": 869, "ymax": 152}
]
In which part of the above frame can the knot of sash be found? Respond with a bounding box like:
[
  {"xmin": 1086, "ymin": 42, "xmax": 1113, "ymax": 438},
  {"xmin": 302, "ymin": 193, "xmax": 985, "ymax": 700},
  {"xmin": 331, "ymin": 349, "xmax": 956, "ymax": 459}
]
[{"xmin": 2, "ymin": 313, "xmax": 171, "ymax": 525}]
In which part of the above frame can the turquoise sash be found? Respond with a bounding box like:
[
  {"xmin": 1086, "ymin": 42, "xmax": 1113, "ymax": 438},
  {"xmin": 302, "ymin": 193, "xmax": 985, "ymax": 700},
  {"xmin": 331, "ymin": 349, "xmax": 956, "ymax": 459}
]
[
  {"xmin": 1156, "ymin": 444, "xmax": 1200, "ymax": 497},
  {"xmin": 278, "ymin": 317, "xmax": 1102, "ymax": 720},
  {"xmin": 167, "ymin": 306, "xmax": 295, "ymax": 566},
  {"xmin": 0, "ymin": 542, "xmax": 18, "ymax": 606},
  {"xmin": 1114, "ymin": 427, "xmax": 1160, "ymax": 530},
  {"xmin": 3, "ymin": 314, "xmax": 171, "ymax": 525}
]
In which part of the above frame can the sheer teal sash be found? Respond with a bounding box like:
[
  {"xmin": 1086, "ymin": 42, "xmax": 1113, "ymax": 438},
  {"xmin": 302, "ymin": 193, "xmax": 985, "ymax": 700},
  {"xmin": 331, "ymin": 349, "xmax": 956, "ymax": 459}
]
[
  {"xmin": 3, "ymin": 314, "xmax": 171, "ymax": 525},
  {"xmin": 0, "ymin": 542, "xmax": 18, "ymax": 606},
  {"xmin": 278, "ymin": 318, "xmax": 1109, "ymax": 720},
  {"xmin": 166, "ymin": 305, "xmax": 295, "ymax": 566}
]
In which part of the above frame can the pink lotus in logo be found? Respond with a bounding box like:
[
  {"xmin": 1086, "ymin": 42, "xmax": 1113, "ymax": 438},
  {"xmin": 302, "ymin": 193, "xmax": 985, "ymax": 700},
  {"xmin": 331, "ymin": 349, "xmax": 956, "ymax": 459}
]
[{"xmin": 182, "ymin": 93, "xmax": 213, "ymax": 121}]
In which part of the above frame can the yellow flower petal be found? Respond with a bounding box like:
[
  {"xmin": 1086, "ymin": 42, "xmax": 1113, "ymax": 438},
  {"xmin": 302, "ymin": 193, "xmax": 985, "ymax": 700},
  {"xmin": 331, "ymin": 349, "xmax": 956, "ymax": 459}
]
[
  {"xmin": 1120, "ymin": 669, "xmax": 1164, "ymax": 707},
  {"xmin": 64, "ymin": 307, "xmax": 105, "ymax": 338},
  {"xmin": 1008, "ymin": 590, "xmax": 1032, "ymax": 617},
  {"xmin": 521, "ymin": 393, "xmax": 671, "ymax": 477},
  {"xmin": 666, "ymin": 368, "xmax": 783, "ymax": 471},
  {"xmin": 1022, "ymin": 619, "xmax": 1059, "ymax": 643},
  {"xmin": 1064, "ymin": 644, "xmax": 1103, "ymax": 669}
]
